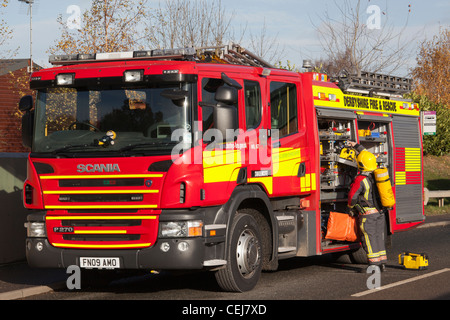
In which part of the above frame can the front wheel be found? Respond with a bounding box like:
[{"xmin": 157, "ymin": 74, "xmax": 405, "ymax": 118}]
[
  {"xmin": 215, "ymin": 213, "xmax": 263, "ymax": 292},
  {"xmin": 349, "ymin": 247, "xmax": 368, "ymax": 264}
]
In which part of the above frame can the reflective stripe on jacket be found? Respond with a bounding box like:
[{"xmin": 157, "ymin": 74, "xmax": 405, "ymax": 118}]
[{"xmin": 348, "ymin": 173, "xmax": 377, "ymax": 213}]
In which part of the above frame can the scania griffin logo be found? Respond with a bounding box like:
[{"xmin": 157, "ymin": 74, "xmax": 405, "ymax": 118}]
[{"xmin": 77, "ymin": 164, "xmax": 121, "ymax": 173}]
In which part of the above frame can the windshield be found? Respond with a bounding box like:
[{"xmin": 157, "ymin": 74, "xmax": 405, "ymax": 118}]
[{"xmin": 33, "ymin": 84, "xmax": 192, "ymax": 155}]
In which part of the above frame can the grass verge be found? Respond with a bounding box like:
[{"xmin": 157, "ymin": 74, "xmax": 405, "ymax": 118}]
[{"xmin": 423, "ymin": 154, "xmax": 450, "ymax": 216}]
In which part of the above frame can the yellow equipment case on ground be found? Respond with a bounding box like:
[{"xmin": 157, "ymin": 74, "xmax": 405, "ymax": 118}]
[{"xmin": 398, "ymin": 252, "xmax": 429, "ymax": 270}]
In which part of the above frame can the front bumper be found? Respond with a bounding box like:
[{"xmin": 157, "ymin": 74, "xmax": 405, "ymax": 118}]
[
  {"xmin": 26, "ymin": 237, "xmax": 221, "ymax": 270},
  {"xmin": 25, "ymin": 207, "xmax": 226, "ymax": 270}
]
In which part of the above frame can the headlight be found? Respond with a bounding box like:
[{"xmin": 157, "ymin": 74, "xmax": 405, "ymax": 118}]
[
  {"xmin": 124, "ymin": 69, "xmax": 144, "ymax": 82},
  {"xmin": 159, "ymin": 220, "xmax": 203, "ymax": 238},
  {"xmin": 56, "ymin": 73, "xmax": 74, "ymax": 86},
  {"xmin": 25, "ymin": 222, "xmax": 46, "ymax": 238}
]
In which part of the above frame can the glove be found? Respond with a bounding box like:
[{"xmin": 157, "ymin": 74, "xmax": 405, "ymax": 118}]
[{"xmin": 346, "ymin": 206, "xmax": 357, "ymax": 217}]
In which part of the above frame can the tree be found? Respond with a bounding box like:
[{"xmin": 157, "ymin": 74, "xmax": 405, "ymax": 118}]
[
  {"xmin": 0, "ymin": 0, "xmax": 25, "ymax": 152},
  {"xmin": 147, "ymin": 0, "xmax": 284, "ymax": 65},
  {"xmin": 312, "ymin": 48, "xmax": 355, "ymax": 76},
  {"xmin": 49, "ymin": 0, "xmax": 149, "ymax": 55},
  {"xmin": 409, "ymin": 93, "xmax": 450, "ymax": 156},
  {"xmin": 248, "ymin": 18, "xmax": 285, "ymax": 65},
  {"xmin": 412, "ymin": 27, "xmax": 450, "ymax": 108},
  {"xmin": 313, "ymin": 0, "xmax": 414, "ymax": 76},
  {"xmin": 0, "ymin": 0, "xmax": 17, "ymax": 58},
  {"xmin": 3, "ymin": 65, "xmax": 34, "ymax": 152},
  {"xmin": 49, "ymin": 0, "xmax": 285, "ymax": 65},
  {"xmin": 148, "ymin": 0, "xmax": 235, "ymax": 49}
]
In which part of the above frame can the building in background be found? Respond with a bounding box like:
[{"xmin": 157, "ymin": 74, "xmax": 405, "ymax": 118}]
[{"xmin": 0, "ymin": 59, "xmax": 39, "ymax": 153}]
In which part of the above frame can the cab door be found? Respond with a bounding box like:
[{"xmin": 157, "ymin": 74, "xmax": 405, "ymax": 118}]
[
  {"xmin": 268, "ymin": 79, "xmax": 310, "ymax": 197},
  {"xmin": 242, "ymin": 78, "xmax": 273, "ymax": 195},
  {"xmin": 199, "ymin": 75, "xmax": 243, "ymax": 205}
]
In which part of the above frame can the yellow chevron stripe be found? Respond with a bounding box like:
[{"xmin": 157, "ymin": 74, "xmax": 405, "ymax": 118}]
[
  {"xmin": 43, "ymin": 190, "xmax": 159, "ymax": 195},
  {"xmin": 39, "ymin": 174, "xmax": 163, "ymax": 180},
  {"xmin": 46, "ymin": 215, "xmax": 157, "ymax": 220},
  {"xmin": 45, "ymin": 205, "xmax": 157, "ymax": 210}
]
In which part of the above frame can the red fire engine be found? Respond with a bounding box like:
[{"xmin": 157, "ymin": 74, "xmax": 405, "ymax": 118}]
[{"xmin": 20, "ymin": 43, "xmax": 424, "ymax": 292}]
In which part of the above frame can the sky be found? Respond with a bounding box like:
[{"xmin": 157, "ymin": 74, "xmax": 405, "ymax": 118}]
[{"xmin": 1, "ymin": 0, "xmax": 449, "ymax": 76}]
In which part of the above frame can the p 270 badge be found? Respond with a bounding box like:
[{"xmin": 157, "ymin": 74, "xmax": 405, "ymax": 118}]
[{"xmin": 53, "ymin": 227, "xmax": 74, "ymax": 233}]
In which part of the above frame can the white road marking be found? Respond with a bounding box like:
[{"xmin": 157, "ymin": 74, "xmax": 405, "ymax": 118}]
[{"xmin": 351, "ymin": 268, "xmax": 450, "ymax": 297}]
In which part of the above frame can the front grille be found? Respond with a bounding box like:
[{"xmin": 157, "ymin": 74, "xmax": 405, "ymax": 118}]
[
  {"xmin": 59, "ymin": 194, "xmax": 144, "ymax": 202},
  {"xmin": 67, "ymin": 209, "xmax": 138, "ymax": 214},
  {"xmin": 59, "ymin": 178, "xmax": 144, "ymax": 187},
  {"xmin": 63, "ymin": 234, "xmax": 140, "ymax": 241},
  {"xmin": 62, "ymin": 219, "xmax": 142, "ymax": 227}
]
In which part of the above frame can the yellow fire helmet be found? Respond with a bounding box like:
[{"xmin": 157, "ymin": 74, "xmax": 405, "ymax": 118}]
[{"xmin": 357, "ymin": 150, "xmax": 377, "ymax": 172}]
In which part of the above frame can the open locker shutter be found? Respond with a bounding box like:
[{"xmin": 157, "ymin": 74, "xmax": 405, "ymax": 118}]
[
  {"xmin": 316, "ymin": 107, "xmax": 356, "ymax": 120},
  {"xmin": 392, "ymin": 116, "xmax": 424, "ymax": 223}
]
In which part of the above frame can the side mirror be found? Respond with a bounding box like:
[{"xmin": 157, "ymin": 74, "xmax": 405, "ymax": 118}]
[
  {"xmin": 160, "ymin": 89, "xmax": 189, "ymax": 107},
  {"xmin": 21, "ymin": 111, "xmax": 34, "ymax": 148},
  {"xmin": 19, "ymin": 95, "xmax": 33, "ymax": 112},
  {"xmin": 161, "ymin": 88, "xmax": 188, "ymax": 100},
  {"xmin": 221, "ymin": 72, "xmax": 242, "ymax": 90},
  {"xmin": 215, "ymin": 86, "xmax": 238, "ymax": 105},
  {"xmin": 19, "ymin": 95, "xmax": 34, "ymax": 148},
  {"xmin": 213, "ymin": 106, "xmax": 238, "ymax": 141},
  {"xmin": 200, "ymin": 74, "xmax": 241, "ymax": 144},
  {"xmin": 213, "ymin": 87, "xmax": 238, "ymax": 140}
]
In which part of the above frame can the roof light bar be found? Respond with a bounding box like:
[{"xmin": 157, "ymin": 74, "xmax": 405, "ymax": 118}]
[
  {"xmin": 47, "ymin": 43, "xmax": 273, "ymax": 69},
  {"xmin": 49, "ymin": 48, "xmax": 197, "ymax": 65},
  {"xmin": 96, "ymin": 51, "xmax": 134, "ymax": 61},
  {"xmin": 48, "ymin": 54, "xmax": 78, "ymax": 63},
  {"xmin": 78, "ymin": 53, "xmax": 95, "ymax": 60},
  {"xmin": 133, "ymin": 50, "xmax": 152, "ymax": 58},
  {"xmin": 152, "ymin": 47, "xmax": 196, "ymax": 57}
]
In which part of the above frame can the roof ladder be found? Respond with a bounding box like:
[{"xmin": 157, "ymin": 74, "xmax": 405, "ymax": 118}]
[
  {"xmin": 195, "ymin": 42, "xmax": 275, "ymax": 68},
  {"xmin": 334, "ymin": 71, "xmax": 412, "ymax": 99}
]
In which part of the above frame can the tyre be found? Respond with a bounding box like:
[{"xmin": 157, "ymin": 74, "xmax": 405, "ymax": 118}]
[
  {"xmin": 349, "ymin": 247, "xmax": 368, "ymax": 264},
  {"xmin": 215, "ymin": 213, "xmax": 263, "ymax": 292}
]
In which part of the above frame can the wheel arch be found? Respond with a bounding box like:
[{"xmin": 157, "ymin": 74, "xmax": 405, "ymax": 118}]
[{"xmin": 215, "ymin": 184, "xmax": 278, "ymax": 270}]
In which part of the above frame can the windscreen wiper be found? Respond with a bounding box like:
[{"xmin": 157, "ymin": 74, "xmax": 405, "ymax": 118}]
[
  {"xmin": 119, "ymin": 142, "xmax": 178, "ymax": 153},
  {"xmin": 52, "ymin": 132, "xmax": 119, "ymax": 154},
  {"xmin": 52, "ymin": 143, "xmax": 99, "ymax": 154}
]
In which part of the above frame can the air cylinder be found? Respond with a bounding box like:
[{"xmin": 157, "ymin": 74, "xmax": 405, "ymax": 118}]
[{"xmin": 374, "ymin": 167, "xmax": 395, "ymax": 208}]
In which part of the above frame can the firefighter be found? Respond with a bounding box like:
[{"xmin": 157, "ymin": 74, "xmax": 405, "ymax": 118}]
[{"xmin": 346, "ymin": 141, "xmax": 387, "ymax": 271}]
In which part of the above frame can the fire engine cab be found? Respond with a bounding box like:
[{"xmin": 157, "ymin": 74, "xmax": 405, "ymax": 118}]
[{"xmin": 20, "ymin": 43, "xmax": 424, "ymax": 292}]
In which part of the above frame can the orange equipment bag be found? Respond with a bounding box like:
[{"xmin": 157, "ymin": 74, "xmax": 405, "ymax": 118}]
[{"xmin": 325, "ymin": 211, "xmax": 359, "ymax": 242}]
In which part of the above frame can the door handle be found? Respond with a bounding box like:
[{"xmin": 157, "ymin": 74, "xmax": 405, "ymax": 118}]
[{"xmin": 297, "ymin": 162, "xmax": 306, "ymax": 177}]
